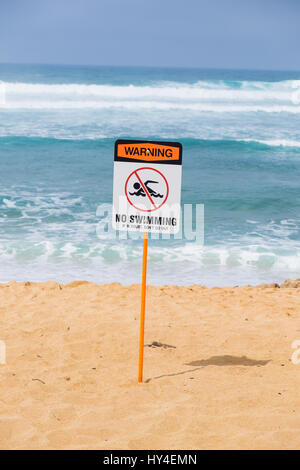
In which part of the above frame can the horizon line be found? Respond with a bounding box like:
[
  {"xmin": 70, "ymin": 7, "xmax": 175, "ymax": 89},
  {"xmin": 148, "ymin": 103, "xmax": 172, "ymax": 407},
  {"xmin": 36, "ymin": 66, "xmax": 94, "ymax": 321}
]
[{"xmin": 1, "ymin": 61, "xmax": 300, "ymax": 74}]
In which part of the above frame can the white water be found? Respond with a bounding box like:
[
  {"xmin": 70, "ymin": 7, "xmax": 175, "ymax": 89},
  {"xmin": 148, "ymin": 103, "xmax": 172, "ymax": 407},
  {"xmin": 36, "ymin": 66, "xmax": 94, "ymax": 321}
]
[{"xmin": 1, "ymin": 79, "xmax": 300, "ymax": 110}]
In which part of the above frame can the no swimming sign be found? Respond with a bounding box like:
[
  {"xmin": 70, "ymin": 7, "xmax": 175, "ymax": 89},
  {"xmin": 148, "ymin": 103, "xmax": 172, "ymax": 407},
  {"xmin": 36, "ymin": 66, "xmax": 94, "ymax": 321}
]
[
  {"xmin": 112, "ymin": 139, "xmax": 182, "ymax": 234},
  {"xmin": 112, "ymin": 139, "xmax": 183, "ymax": 383}
]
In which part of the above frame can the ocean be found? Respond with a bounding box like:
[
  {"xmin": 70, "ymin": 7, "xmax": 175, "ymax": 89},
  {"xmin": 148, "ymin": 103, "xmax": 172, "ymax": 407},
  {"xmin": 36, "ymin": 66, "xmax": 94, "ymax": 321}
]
[{"xmin": 0, "ymin": 63, "xmax": 300, "ymax": 286}]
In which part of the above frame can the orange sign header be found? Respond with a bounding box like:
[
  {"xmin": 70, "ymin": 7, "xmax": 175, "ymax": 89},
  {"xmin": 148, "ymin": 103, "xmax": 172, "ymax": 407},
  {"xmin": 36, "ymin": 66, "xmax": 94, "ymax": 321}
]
[{"xmin": 116, "ymin": 141, "xmax": 181, "ymax": 162}]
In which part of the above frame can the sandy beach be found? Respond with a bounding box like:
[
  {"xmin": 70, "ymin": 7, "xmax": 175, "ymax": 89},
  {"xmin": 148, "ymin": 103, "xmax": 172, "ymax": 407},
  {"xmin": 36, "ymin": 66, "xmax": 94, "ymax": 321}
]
[{"xmin": 0, "ymin": 280, "xmax": 299, "ymax": 449}]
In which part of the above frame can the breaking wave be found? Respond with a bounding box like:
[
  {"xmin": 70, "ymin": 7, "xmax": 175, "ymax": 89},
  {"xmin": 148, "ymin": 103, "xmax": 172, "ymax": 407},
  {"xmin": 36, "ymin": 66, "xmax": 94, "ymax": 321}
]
[{"xmin": 1, "ymin": 79, "xmax": 300, "ymax": 112}]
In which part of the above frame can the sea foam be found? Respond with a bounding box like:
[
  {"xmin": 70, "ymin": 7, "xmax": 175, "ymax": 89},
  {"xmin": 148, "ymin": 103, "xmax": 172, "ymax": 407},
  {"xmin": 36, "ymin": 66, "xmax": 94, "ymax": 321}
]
[{"xmin": 0, "ymin": 79, "xmax": 300, "ymax": 111}]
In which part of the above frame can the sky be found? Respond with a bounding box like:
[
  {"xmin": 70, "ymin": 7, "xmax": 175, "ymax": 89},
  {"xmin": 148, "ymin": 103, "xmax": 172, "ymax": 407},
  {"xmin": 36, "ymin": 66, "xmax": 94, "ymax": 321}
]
[{"xmin": 0, "ymin": 0, "xmax": 299, "ymax": 70}]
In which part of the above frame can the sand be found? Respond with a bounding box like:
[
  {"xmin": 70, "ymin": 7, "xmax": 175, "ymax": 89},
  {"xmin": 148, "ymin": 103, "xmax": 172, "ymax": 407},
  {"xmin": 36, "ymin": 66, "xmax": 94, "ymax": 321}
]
[{"xmin": 0, "ymin": 280, "xmax": 300, "ymax": 450}]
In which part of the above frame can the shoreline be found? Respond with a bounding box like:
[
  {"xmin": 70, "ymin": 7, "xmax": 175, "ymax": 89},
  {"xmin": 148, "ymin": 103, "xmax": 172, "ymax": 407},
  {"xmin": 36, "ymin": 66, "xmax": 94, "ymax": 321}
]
[
  {"xmin": 1, "ymin": 277, "xmax": 300, "ymax": 288},
  {"xmin": 0, "ymin": 280, "xmax": 300, "ymax": 449}
]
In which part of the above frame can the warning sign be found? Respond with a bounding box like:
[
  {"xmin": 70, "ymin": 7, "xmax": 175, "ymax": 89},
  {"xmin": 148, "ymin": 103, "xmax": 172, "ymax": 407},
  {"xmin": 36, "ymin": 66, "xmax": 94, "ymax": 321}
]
[{"xmin": 112, "ymin": 139, "xmax": 182, "ymax": 233}]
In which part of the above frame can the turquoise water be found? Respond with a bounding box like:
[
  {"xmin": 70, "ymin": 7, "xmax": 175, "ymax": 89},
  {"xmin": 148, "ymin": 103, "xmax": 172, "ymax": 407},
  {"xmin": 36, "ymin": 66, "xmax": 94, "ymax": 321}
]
[{"xmin": 0, "ymin": 64, "xmax": 300, "ymax": 285}]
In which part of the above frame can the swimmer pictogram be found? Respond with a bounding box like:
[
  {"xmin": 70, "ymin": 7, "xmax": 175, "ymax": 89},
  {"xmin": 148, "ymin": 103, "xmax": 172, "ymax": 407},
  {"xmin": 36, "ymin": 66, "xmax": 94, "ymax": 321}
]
[
  {"xmin": 125, "ymin": 167, "xmax": 169, "ymax": 212},
  {"xmin": 129, "ymin": 180, "xmax": 164, "ymax": 198}
]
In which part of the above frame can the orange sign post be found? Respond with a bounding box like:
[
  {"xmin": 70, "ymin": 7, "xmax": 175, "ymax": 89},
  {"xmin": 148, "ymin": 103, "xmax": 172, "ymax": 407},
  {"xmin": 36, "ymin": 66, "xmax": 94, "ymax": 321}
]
[{"xmin": 138, "ymin": 232, "xmax": 148, "ymax": 383}]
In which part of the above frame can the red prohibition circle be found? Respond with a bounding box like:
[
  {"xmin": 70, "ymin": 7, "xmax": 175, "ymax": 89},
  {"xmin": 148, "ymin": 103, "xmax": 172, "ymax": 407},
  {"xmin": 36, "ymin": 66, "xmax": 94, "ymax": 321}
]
[{"xmin": 125, "ymin": 167, "xmax": 169, "ymax": 212}]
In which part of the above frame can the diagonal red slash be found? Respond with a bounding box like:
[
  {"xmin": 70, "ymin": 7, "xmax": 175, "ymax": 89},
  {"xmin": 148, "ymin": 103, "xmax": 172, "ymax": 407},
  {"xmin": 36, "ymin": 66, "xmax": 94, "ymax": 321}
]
[{"xmin": 134, "ymin": 170, "xmax": 157, "ymax": 209}]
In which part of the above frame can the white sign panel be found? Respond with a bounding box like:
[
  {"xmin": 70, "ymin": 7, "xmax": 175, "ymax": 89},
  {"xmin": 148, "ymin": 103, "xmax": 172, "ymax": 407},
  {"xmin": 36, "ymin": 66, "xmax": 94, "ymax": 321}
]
[{"xmin": 112, "ymin": 140, "xmax": 182, "ymax": 233}]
